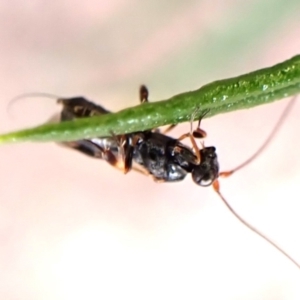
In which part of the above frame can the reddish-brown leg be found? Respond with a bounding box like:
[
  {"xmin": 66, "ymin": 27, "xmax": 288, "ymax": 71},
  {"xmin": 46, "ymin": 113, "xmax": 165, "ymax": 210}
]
[
  {"xmin": 177, "ymin": 133, "xmax": 201, "ymax": 164},
  {"xmin": 161, "ymin": 124, "xmax": 177, "ymax": 135}
]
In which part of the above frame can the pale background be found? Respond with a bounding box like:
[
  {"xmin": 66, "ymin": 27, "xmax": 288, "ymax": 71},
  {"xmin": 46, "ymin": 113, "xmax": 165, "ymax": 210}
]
[{"xmin": 0, "ymin": 1, "xmax": 300, "ymax": 299}]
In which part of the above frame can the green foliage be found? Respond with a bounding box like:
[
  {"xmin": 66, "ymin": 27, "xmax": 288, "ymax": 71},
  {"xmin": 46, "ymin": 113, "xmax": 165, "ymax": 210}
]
[{"xmin": 1, "ymin": 55, "xmax": 300, "ymax": 144}]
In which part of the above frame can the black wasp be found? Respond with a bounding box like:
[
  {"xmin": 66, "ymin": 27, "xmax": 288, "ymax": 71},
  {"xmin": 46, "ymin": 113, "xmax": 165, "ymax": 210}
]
[
  {"xmin": 58, "ymin": 86, "xmax": 218, "ymax": 187},
  {"xmin": 55, "ymin": 85, "xmax": 298, "ymax": 269}
]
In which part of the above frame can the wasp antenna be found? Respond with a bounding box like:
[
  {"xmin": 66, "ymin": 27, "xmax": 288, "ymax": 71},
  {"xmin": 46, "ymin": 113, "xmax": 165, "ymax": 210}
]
[
  {"xmin": 221, "ymin": 96, "xmax": 297, "ymax": 176},
  {"xmin": 212, "ymin": 180, "xmax": 300, "ymax": 269},
  {"xmin": 7, "ymin": 92, "xmax": 64, "ymax": 117}
]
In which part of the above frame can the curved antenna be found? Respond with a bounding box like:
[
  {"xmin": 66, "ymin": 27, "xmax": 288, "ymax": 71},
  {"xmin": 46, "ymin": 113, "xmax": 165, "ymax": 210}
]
[
  {"xmin": 221, "ymin": 96, "xmax": 297, "ymax": 177},
  {"xmin": 213, "ymin": 180, "xmax": 300, "ymax": 269},
  {"xmin": 212, "ymin": 96, "xmax": 300, "ymax": 269},
  {"xmin": 7, "ymin": 92, "xmax": 64, "ymax": 117}
]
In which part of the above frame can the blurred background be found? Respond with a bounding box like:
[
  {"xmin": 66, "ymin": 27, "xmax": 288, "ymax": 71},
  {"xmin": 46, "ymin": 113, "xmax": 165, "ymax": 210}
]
[{"xmin": 0, "ymin": 1, "xmax": 300, "ymax": 299}]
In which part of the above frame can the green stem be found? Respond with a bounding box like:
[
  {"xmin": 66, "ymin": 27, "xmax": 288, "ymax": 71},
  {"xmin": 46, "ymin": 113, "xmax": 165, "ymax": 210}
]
[{"xmin": 1, "ymin": 55, "xmax": 300, "ymax": 144}]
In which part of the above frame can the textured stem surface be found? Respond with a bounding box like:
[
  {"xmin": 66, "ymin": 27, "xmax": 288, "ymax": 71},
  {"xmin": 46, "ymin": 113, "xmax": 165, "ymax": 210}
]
[{"xmin": 1, "ymin": 55, "xmax": 300, "ymax": 144}]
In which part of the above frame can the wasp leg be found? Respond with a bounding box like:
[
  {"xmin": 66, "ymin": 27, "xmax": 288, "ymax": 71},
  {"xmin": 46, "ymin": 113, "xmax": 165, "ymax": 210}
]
[
  {"xmin": 60, "ymin": 140, "xmax": 106, "ymax": 158},
  {"xmin": 139, "ymin": 85, "xmax": 160, "ymax": 133},
  {"xmin": 175, "ymin": 109, "xmax": 210, "ymax": 163},
  {"xmin": 192, "ymin": 108, "xmax": 209, "ymax": 139},
  {"xmin": 139, "ymin": 85, "xmax": 177, "ymax": 134},
  {"xmin": 101, "ymin": 148, "xmax": 130, "ymax": 173},
  {"xmin": 139, "ymin": 85, "xmax": 149, "ymax": 103},
  {"xmin": 163, "ymin": 109, "xmax": 209, "ymax": 136},
  {"xmin": 61, "ymin": 139, "xmax": 133, "ymax": 174},
  {"xmin": 132, "ymin": 165, "xmax": 150, "ymax": 176},
  {"xmin": 179, "ymin": 108, "xmax": 209, "ymax": 140},
  {"xmin": 161, "ymin": 124, "xmax": 177, "ymax": 135},
  {"xmin": 172, "ymin": 143, "xmax": 199, "ymax": 165},
  {"xmin": 193, "ymin": 120, "xmax": 207, "ymax": 139},
  {"xmin": 118, "ymin": 134, "xmax": 135, "ymax": 174},
  {"xmin": 177, "ymin": 133, "xmax": 201, "ymax": 164}
]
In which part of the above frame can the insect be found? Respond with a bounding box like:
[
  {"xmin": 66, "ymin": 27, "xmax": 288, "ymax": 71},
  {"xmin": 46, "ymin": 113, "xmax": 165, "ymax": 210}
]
[
  {"xmin": 9, "ymin": 86, "xmax": 299, "ymax": 270},
  {"xmin": 57, "ymin": 86, "xmax": 218, "ymax": 186},
  {"xmin": 54, "ymin": 85, "xmax": 299, "ymax": 270}
]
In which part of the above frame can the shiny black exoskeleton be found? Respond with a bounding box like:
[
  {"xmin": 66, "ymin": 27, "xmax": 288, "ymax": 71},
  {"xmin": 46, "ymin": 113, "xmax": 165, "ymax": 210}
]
[
  {"xmin": 57, "ymin": 86, "xmax": 219, "ymax": 186},
  {"xmin": 133, "ymin": 130, "xmax": 219, "ymax": 185}
]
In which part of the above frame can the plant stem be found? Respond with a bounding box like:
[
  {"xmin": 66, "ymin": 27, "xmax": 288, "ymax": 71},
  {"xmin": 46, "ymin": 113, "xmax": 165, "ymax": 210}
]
[{"xmin": 1, "ymin": 55, "xmax": 300, "ymax": 144}]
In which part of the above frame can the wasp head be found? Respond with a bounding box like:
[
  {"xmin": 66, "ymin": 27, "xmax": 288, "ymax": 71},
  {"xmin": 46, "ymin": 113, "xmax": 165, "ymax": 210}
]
[{"xmin": 192, "ymin": 147, "xmax": 219, "ymax": 187}]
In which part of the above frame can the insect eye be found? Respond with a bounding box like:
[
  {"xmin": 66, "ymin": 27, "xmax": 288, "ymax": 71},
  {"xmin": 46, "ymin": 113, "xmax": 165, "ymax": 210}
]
[
  {"xmin": 149, "ymin": 149, "xmax": 158, "ymax": 161},
  {"xmin": 192, "ymin": 161, "xmax": 218, "ymax": 187},
  {"xmin": 192, "ymin": 168, "xmax": 215, "ymax": 187},
  {"xmin": 199, "ymin": 177, "xmax": 214, "ymax": 186},
  {"xmin": 208, "ymin": 152, "xmax": 216, "ymax": 159}
]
